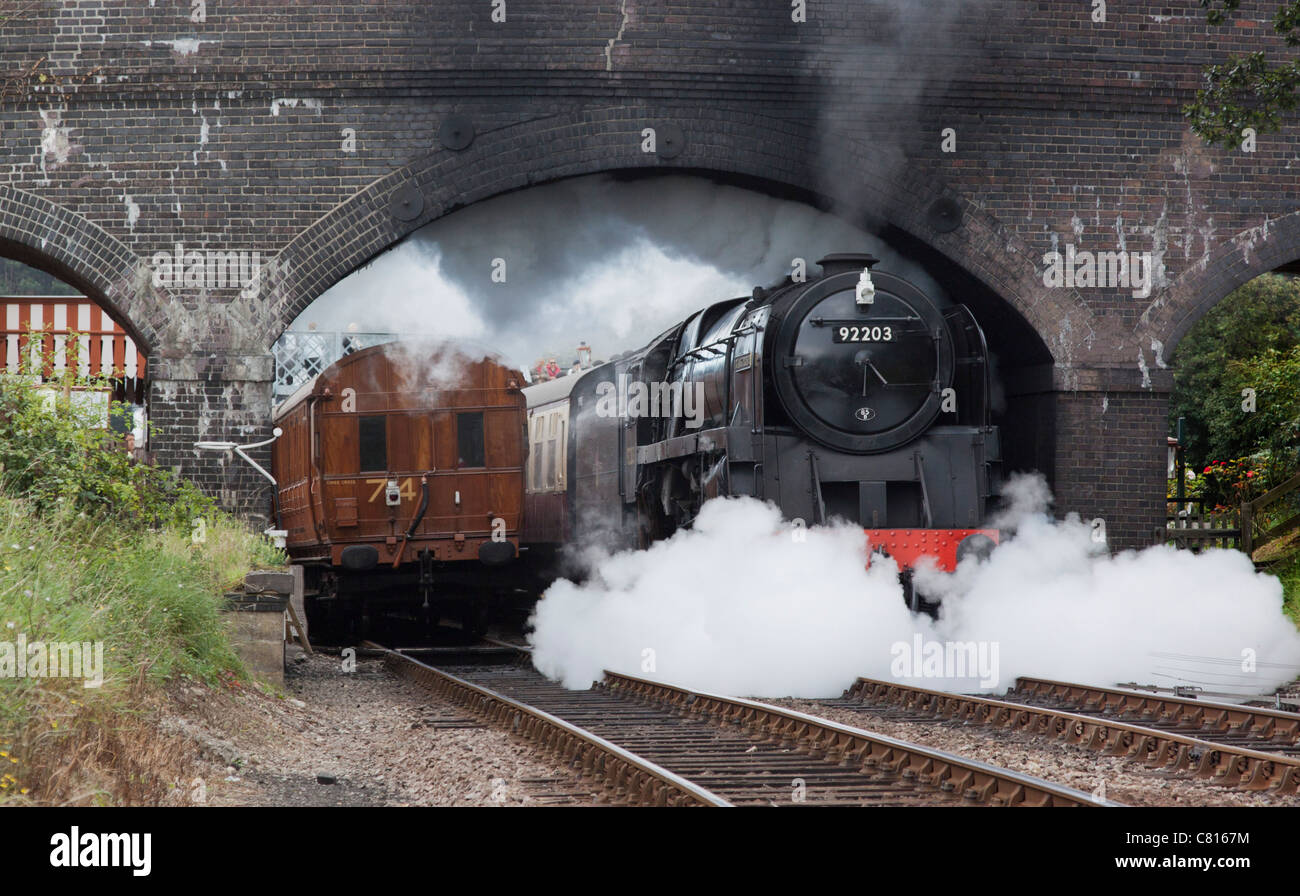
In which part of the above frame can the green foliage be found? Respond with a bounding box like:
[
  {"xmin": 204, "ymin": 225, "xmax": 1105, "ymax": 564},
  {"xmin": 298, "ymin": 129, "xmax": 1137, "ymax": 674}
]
[
  {"xmin": 1167, "ymin": 469, "xmax": 1205, "ymax": 501},
  {"xmin": 1184, "ymin": 52, "xmax": 1300, "ymax": 148},
  {"xmin": 1186, "ymin": 0, "xmax": 1300, "ymax": 148},
  {"xmin": 0, "ymin": 342, "xmax": 291, "ymax": 677},
  {"xmin": 0, "ymin": 348, "xmax": 290, "ymax": 802},
  {"xmin": 0, "ymin": 258, "xmax": 78, "ymax": 296},
  {"xmin": 1273, "ymin": 550, "xmax": 1300, "ymax": 623},
  {"xmin": 1170, "ymin": 274, "xmax": 1300, "ymax": 472},
  {"xmin": 0, "ymin": 377, "xmax": 215, "ymax": 528},
  {"xmin": 1196, "ymin": 456, "xmax": 1284, "ymax": 509},
  {"xmin": 0, "ymin": 499, "xmax": 249, "ymax": 696},
  {"xmin": 1224, "ymin": 346, "xmax": 1300, "ymax": 460},
  {"xmin": 0, "ymin": 495, "xmax": 289, "ymax": 802},
  {"xmin": 0, "ymin": 361, "xmax": 287, "ymax": 681},
  {"xmin": 0, "ymin": 331, "xmax": 217, "ymax": 528}
]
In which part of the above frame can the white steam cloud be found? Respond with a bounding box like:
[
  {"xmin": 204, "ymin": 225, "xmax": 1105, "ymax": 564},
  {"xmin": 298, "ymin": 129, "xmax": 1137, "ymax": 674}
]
[
  {"xmin": 387, "ymin": 337, "xmax": 517, "ymax": 391},
  {"xmin": 292, "ymin": 174, "xmax": 945, "ymax": 374},
  {"xmin": 530, "ymin": 496, "xmax": 924, "ymax": 697},
  {"xmin": 528, "ymin": 475, "xmax": 1300, "ymax": 699}
]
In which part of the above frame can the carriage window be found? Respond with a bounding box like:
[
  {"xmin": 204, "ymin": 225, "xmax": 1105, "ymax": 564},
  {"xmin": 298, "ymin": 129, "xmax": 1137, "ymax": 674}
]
[
  {"xmin": 557, "ymin": 419, "xmax": 566, "ymax": 485},
  {"xmin": 457, "ymin": 412, "xmax": 485, "ymax": 468},
  {"xmin": 530, "ymin": 418, "xmax": 543, "ymax": 488},
  {"xmin": 358, "ymin": 415, "xmax": 387, "ymax": 472},
  {"xmin": 545, "ymin": 414, "xmax": 559, "ymax": 489}
]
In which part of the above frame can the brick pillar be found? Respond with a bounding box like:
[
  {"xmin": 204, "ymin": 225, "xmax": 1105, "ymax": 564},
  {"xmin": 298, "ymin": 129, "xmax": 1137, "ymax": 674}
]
[
  {"xmin": 1050, "ymin": 372, "xmax": 1171, "ymax": 552},
  {"xmin": 147, "ymin": 353, "xmax": 276, "ymax": 530}
]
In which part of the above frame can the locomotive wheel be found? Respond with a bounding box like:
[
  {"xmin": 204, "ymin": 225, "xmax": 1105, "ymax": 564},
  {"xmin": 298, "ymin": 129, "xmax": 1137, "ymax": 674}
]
[{"xmin": 901, "ymin": 573, "xmax": 940, "ymax": 620}]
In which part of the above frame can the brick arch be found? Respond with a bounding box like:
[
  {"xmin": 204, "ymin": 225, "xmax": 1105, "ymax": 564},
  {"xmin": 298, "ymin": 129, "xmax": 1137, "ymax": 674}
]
[
  {"xmin": 256, "ymin": 104, "xmax": 1092, "ymax": 363},
  {"xmin": 1145, "ymin": 209, "xmax": 1300, "ymax": 357},
  {"xmin": 0, "ymin": 185, "xmax": 164, "ymax": 352}
]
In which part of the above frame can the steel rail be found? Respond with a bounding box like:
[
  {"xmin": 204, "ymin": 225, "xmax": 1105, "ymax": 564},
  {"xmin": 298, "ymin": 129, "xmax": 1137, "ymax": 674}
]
[
  {"xmin": 480, "ymin": 635, "xmax": 532, "ymax": 655},
  {"xmin": 845, "ymin": 677, "xmax": 1300, "ymax": 795},
  {"xmin": 367, "ymin": 643, "xmax": 732, "ymax": 807},
  {"xmin": 1012, "ymin": 676, "xmax": 1300, "ymax": 746},
  {"xmin": 603, "ymin": 672, "xmax": 1114, "ymax": 807}
]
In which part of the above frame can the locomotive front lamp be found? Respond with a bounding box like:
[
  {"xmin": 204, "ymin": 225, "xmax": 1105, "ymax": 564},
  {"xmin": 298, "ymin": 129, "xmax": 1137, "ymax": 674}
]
[{"xmin": 855, "ymin": 268, "xmax": 876, "ymax": 307}]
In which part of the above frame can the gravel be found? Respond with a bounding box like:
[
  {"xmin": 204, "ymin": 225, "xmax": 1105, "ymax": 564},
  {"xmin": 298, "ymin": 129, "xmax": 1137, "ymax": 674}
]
[
  {"xmin": 164, "ymin": 645, "xmax": 1298, "ymax": 807},
  {"xmin": 174, "ymin": 648, "xmax": 601, "ymax": 806}
]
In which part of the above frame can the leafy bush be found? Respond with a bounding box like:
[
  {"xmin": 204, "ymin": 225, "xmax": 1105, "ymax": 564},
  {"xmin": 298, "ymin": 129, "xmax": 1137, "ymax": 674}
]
[
  {"xmin": 1197, "ymin": 456, "xmax": 1277, "ymax": 510},
  {"xmin": 1171, "ymin": 274, "xmax": 1300, "ymax": 473},
  {"xmin": 0, "ymin": 369, "xmax": 215, "ymax": 530}
]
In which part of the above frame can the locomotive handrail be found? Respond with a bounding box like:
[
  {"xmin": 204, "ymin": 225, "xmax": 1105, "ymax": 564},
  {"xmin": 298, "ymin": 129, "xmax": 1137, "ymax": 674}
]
[
  {"xmin": 666, "ymin": 324, "xmax": 755, "ymax": 372},
  {"xmin": 914, "ymin": 453, "xmax": 934, "ymax": 529}
]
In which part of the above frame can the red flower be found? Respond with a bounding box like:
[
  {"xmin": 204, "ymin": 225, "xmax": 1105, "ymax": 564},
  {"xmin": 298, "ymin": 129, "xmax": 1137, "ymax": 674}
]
[
  {"xmin": 1246, "ymin": 471, "xmax": 1255, "ymax": 478},
  {"xmin": 1203, "ymin": 466, "xmax": 1212, "ymax": 474}
]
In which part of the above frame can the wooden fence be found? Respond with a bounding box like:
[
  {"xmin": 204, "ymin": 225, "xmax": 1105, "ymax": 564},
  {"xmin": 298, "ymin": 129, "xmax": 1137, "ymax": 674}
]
[
  {"xmin": 1241, "ymin": 473, "xmax": 1300, "ymax": 556},
  {"xmin": 1160, "ymin": 499, "xmax": 1243, "ymax": 551},
  {"xmin": 1159, "ymin": 471, "xmax": 1300, "ymax": 559},
  {"xmin": 2, "ymin": 296, "xmax": 146, "ymax": 403}
]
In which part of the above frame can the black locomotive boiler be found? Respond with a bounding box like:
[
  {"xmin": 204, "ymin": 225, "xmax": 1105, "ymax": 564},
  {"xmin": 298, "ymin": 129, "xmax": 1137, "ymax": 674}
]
[{"xmin": 521, "ymin": 254, "xmax": 1003, "ymax": 605}]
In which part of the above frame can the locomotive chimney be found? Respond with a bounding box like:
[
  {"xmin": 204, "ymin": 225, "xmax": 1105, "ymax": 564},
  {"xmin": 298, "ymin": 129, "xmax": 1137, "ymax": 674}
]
[{"xmin": 817, "ymin": 253, "xmax": 879, "ymax": 276}]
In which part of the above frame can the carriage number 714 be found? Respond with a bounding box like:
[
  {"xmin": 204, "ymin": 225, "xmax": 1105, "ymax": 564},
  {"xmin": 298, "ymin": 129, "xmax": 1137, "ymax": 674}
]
[{"xmin": 366, "ymin": 477, "xmax": 417, "ymax": 503}]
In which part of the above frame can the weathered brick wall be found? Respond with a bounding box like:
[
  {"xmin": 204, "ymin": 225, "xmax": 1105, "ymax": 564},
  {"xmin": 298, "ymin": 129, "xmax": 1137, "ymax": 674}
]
[
  {"xmin": 1, "ymin": 0, "xmax": 1297, "ymax": 549},
  {"xmin": 1053, "ymin": 389, "xmax": 1174, "ymax": 550},
  {"xmin": 149, "ymin": 354, "xmax": 276, "ymax": 529}
]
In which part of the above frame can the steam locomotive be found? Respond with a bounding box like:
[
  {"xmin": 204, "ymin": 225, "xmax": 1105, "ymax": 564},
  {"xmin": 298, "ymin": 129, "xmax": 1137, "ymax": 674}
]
[
  {"xmin": 521, "ymin": 254, "xmax": 1003, "ymax": 608},
  {"xmin": 271, "ymin": 254, "xmax": 1002, "ymax": 644}
]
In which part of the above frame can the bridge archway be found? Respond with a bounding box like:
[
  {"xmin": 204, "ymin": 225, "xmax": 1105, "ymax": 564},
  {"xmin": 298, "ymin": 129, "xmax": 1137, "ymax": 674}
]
[
  {"xmin": 261, "ymin": 105, "xmax": 1090, "ymax": 377},
  {"xmin": 1146, "ymin": 209, "xmax": 1300, "ymax": 358},
  {"xmin": 275, "ymin": 158, "xmax": 1064, "ymax": 485},
  {"xmin": 0, "ymin": 186, "xmax": 163, "ymax": 353}
]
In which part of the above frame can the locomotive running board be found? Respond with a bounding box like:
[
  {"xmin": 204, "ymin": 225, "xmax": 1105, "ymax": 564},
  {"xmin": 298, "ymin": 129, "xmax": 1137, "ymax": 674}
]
[{"xmin": 635, "ymin": 426, "xmax": 728, "ymax": 464}]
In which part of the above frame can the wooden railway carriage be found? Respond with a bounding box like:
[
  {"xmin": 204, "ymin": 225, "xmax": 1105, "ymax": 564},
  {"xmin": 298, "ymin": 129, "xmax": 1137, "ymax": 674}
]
[{"xmin": 272, "ymin": 340, "xmax": 527, "ymax": 641}]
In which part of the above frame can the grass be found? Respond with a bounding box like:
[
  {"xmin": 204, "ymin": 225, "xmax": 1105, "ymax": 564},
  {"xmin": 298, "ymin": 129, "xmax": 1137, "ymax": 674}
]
[
  {"xmin": 1280, "ymin": 554, "xmax": 1300, "ymax": 625},
  {"xmin": 1252, "ymin": 526, "xmax": 1300, "ymax": 626},
  {"xmin": 0, "ymin": 493, "xmax": 285, "ymax": 804}
]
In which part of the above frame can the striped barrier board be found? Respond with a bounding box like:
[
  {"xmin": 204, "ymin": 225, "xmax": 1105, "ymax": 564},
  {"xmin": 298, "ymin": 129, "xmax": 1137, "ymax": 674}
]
[{"xmin": 2, "ymin": 297, "xmax": 146, "ymax": 385}]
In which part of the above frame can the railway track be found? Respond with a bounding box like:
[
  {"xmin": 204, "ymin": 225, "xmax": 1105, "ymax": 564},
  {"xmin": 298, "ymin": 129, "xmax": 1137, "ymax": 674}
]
[
  {"xmin": 370, "ymin": 643, "xmax": 1113, "ymax": 807},
  {"xmin": 837, "ymin": 676, "xmax": 1300, "ymax": 795},
  {"xmin": 1009, "ymin": 677, "xmax": 1300, "ymax": 756}
]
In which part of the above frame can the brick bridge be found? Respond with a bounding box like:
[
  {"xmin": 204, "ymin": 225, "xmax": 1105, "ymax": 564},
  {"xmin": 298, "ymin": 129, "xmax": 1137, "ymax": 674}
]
[{"xmin": 1, "ymin": 0, "xmax": 1296, "ymax": 549}]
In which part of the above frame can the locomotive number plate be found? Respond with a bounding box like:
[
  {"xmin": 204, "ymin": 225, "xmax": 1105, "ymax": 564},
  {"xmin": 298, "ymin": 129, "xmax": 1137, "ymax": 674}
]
[{"xmin": 833, "ymin": 325, "xmax": 893, "ymax": 343}]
